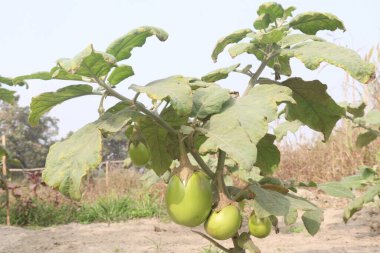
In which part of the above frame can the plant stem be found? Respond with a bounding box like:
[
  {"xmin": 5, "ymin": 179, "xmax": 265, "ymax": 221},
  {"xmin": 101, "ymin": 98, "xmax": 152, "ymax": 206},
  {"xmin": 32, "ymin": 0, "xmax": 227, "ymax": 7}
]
[
  {"xmin": 345, "ymin": 115, "xmax": 380, "ymax": 137},
  {"xmin": 191, "ymin": 230, "xmax": 231, "ymax": 253},
  {"xmin": 186, "ymin": 134, "xmax": 214, "ymax": 178},
  {"xmin": 216, "ymin": 149, "xmax": 227, "ymax": 194},
  {"xmin": 87, "ymin": 65, "xmax": 178, "ymax": 136}
]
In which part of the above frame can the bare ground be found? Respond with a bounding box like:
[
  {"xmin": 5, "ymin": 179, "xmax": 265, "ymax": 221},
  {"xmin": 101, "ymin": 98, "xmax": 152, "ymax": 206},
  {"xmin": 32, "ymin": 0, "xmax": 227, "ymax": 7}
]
[{"xmin": 0, "ymin": 206, "xmax": 379, "ymax": 253}]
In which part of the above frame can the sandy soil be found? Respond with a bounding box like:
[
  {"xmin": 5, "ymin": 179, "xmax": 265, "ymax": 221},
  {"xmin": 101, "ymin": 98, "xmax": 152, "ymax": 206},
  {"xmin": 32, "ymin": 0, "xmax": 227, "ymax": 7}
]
[{"xmin": 0, "ymin": 206, "xmax": 379, "ymax": 253}]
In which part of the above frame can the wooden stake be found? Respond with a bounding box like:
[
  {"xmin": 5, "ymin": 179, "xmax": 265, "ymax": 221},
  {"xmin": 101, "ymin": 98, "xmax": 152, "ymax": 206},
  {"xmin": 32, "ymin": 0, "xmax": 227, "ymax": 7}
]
[
  {"xmin": 105, "ymin": 161, "xmax": 109, "ymax": 191},
  {"xmin": 1, "ymin": 135, "xmax": 10, "ymax": 225}
]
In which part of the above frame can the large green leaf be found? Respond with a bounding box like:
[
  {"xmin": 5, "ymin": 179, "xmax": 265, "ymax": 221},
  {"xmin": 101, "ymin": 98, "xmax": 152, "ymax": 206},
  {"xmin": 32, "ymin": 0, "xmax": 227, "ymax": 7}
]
[
  {"xmin": 211, "ymin": 29, "xmax": 252, "ymax": 62},
  {"xmin": 29, "ymin": 84, "xmax": 95, "ymax": 126},
  {"xmin": 200, "ymin": 84, "xmax": 294, "ymax": 169},
  {"xmin": 279, "ymin": 34, "xmax": 325, "ymax": 48},
  {"xmin": 343, "ymin": 183, "xmax": 380, "ymax": 223},
  {"xmin": 129, "ymin": 76, "xmax": 192, "ymax": 116},
  {"xmin": 289, "ymin": 12, "xmax": 345, "ymax": 35},
  {"xmin": 257, "ymin": 2, "xmax": 284, "ymax": 23},
  {"xmin": 254, "ymin": 134, "xmax": 280, "ymax": 175},
  {"xmin": 58, "ymin": 45, "xmax": 117, "ymax": 78},
  {"xmin": 107, "ymin": 65, "xmax": 134, "ymax": 85},
  {"xmin": 106, "ymin": 26, "xmax": 168, "ymax": 62},
  {"xmin": 284, "ymin": 78, "xmax": 345, "ymax": 140},
  {"xmin": 43, "ymin": 104, "xmax": 137, "ymax": 200},
  {"xmin": 301, "ymin": 209, "xmax": 323, "ymax": 236},
  {"xmin": 0, "ymin": 88, "xmax": 16, "ymax": 104},
  {"xmin": 283, "ymin": 41, "xmax": 375, "ymax": 83},
  {"xmin": 318, "ymin": 182, "xmax": 355, "ymax": 199},
  {"xmin": 355, "ymin": 131, "xmax": 378, "ymax": 148},
  {"xmin": 201, "ymin": 64, "xmax": 240, "ymax": 82},
  {"xmin": 192, "ymin": 84, "xmax": 231, "ymax": 119}
]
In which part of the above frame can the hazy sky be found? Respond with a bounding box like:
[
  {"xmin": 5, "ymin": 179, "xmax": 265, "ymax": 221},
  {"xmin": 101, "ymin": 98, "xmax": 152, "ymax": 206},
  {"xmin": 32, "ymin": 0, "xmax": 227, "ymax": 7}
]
[{"xmin": 1, "ymin": 0, "xmax": 379, "ymax": 137}]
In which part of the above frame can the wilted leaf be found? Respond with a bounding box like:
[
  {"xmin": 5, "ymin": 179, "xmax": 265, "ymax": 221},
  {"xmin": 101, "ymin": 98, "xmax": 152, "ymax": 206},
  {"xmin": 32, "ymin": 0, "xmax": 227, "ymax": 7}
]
[
  {"xmin": 106, "ymin": 26, "xmax": 168, "ymax": 62},
  {"xmin": 343, "ymin": 183, "xmax": 380, "ymax": 223},
  {"xmin": 29, "ymin": 84, "xmax": 95, "ymax": 126},
  {"xmin": 201, "ymin": 64, "xmax": 240, "ymax": 82},
  {"xmin": 318, "ymin": 181, "xmax": 355, "ymax": 199},
  {"xmin": 355, "ymin": 131, "xmax": 378, "ymax": 148},
  {"xmin": 14, "ymin": 67, "xmax": 90, "ymax": 83},
  {"xmin": 283, "ymin": 41, "xmax": 375, "ymax": 83},
  {"xmin": 192, "ymin": 84, "xmax": 231, "ymax": 119},
  {"xmin": 254, "ymin": 134, "xmax": 280, "ymax": 175},
  {"xmin": 108, "ymin": 65, "xmax": 134, "ymax": 85},
  {"xmin": 58, "ymin": 45, "xmax": 116, "ymax": 78},
  {"xmin": 340, "ymin": 101, "xmax": 366, "ymax": 118},
  {"xmin": 42, "ymin": 103, "xmax": 138, "ymax": 200},
  {"xmin": 283, "ymin": 6, "xmax": 296, "ymax": 19},
  {"xmin": 211, "ymin": 29, "xmax": 252, "ymax": 62},
  {"xmin": 289, "ymin": 12, "xmax": 345, "ymax": 35},
  {"xmin": 284, "ymin": 78, "xmax": 345, "ymax": 140},
  {"xmin": 200, "ymin": 84, "xmax": 294, "ymax": 169},
  {"xmin": 302, "ymin": 209, "xmax": 323, "ymax": 236},
  {"xmin": 0, "ymin": 75, "xmax": 26, "ymax": 86},
  {"xmin": 130, "ymin": 76, "xmax": 192, "ymax": 116}
]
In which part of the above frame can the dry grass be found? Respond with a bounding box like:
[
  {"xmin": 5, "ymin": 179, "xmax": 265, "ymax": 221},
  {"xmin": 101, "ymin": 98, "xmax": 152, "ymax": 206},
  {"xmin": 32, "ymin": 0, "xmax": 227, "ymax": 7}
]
[{"xmin": 276, "ymin": 122, "xmax": 380, "ymax": 183}]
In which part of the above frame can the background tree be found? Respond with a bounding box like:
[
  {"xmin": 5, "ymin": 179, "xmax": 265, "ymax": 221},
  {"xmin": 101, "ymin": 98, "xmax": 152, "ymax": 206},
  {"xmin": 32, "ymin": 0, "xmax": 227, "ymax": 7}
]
[{"xmin": 0, "ymin": 98, "xmax": 58, "ymax": 168}]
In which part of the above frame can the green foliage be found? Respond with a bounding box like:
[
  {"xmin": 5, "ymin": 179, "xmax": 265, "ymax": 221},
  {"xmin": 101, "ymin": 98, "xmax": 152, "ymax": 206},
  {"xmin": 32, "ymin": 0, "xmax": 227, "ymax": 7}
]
[{"xmin": 8, "ymin": 2, "xmax": 379, "ymax": 251}]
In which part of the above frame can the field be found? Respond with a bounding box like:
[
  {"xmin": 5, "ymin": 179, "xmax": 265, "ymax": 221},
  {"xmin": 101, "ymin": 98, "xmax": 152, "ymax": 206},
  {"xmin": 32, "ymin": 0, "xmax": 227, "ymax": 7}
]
[{"xmin": 1, "ymin": 204, "xmax": 379, "ymax": 253}]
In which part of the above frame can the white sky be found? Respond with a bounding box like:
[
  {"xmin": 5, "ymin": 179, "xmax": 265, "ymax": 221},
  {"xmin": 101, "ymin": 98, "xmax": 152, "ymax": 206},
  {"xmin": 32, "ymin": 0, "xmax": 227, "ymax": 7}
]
[{"xmin": 1, "ymin": 0, "xmax": 379, "ymax": 137}]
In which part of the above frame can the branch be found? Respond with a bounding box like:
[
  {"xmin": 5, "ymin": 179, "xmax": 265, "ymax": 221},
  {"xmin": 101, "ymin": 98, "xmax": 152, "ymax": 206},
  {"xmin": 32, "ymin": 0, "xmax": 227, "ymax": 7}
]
[
  {"xmin": 345, "ymin": 115, "xmax": 380, "ymax": 137},
  {"xmin": 216, "ymin": 149, "xmax": 227, "ymax": 194},
  {"xmin": 186, "ymin": 134, "xmax": 214, "ymax": 178},
  {"xmin": 242, "ymin": 52, "xmax": 278, "ymax": 96},
  {"xmin": 86, "ymin": 65, "xmax": 178, "ymax": 136},
  {"xmin": 191, "ymin": 230, "xmax": 231, "ymax": 253}
]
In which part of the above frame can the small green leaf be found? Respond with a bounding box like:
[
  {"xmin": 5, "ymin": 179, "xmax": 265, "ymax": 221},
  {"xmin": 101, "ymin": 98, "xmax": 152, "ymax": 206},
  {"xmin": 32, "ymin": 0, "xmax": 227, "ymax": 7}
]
[
  {"xmin": 139, "ymin": 116, "xmax": 177, "ymax": 176},
  {"xmin": 200, "ymin": 85, "xmax": 294, "ymax": 169},
  {"xmin": 283, "ymin": 41, "xmax": 375, "ymax": 83},
  {"xmin": 0, "ymin": 88, "xmax": 16, "ymax": 104},
  {"xmin": 318, "ymin": 182, "xmax": 355, "ymax": 199},
  {"xmin": 274, "ymin": 120, "xmax": 302, "ymax": 141},
  {"xmin": 192, "ymin": 84, "xmax": 231, "ymax": 119},
  {"xmin": 340, "ymin": 101, "xmax": 366, "ymax": 118},
  {"xmin": 254, "ymin": 134, "xmax": 280, "ymax": 175},
  {"xmin": 283, "ymin": 6, "xmax": 296, "ymax": 19},
  {"xmin": 257, "ymin": 2, "xmax": 284, "ymax": 23},
  {"xmin": 248, "ymin": 27, "xmax": 288, "ymax": 44},
  {"xmin": 289, "ymin": 12, "xmax": 346, "ymax": 35},
  {"xmin": 284, "ymin": 78, "xmax": 345, "ymax": 141},
  {"xmin": 106, "ymin": 26, "xmax": 168, "ymax": 62},
  {"xmin": 302, "ymin": 209, "xmax": 323, "ymax": 236},
  {"xmin": 201, "ymin": 64, "xmax": 240, "ymax": 82},
  {"xmin": 58, "ymin": 45, "xmax": 117, "ymax": 78},
  {"xmin": 108, "ymin": 65, "xmax": 134, "ymax": 85},
  {"xmin": 355, "ymin": 131, "xmax": 378, "ymax": 148},
  {"xmin": 29, "ymin": 85, "xmax": 95, "ymax": 126},
  {"xmin": 129, "ymin": 76, "xmax": 192, "ymax": 116},
  {"xmin": 253, "ymin": 14, "xmax": 271, "ymax": 30},
  {"xmin": 211, "ymin": 29, "xmax": 252, "ymax": 62},
  {"xmin": 279, "ymin": 34, "xmax": 325, "ymax": 48}
]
